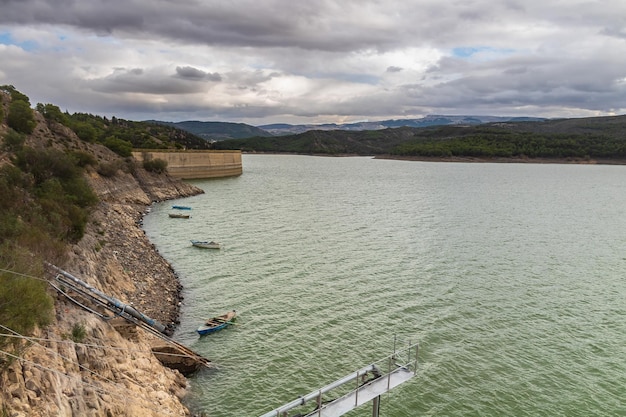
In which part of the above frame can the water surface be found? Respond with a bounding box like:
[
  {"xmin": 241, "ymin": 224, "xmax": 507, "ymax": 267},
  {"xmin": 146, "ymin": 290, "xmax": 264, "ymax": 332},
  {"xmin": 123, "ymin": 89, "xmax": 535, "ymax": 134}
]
[{"xmin": 142, "ymin": 155, "xmax": 626, "ymax": 416}]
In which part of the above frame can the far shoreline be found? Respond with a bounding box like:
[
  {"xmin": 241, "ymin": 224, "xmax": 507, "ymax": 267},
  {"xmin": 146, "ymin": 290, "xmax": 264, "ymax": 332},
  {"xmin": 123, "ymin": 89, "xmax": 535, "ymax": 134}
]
[
  {"xmin": 374, "ymin": 155, "xmax": 626, "ymax": 165},
  {"xmin": 242, "ymin": 151, "xmax": 626, "ymax": 165}
]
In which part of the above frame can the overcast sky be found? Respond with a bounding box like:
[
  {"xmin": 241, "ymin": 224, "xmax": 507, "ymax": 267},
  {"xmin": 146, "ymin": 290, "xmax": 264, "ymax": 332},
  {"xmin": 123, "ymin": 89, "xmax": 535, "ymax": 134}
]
[{"xmin": 1, "ymin": 0, "xmax": 625, "ymax": 125}]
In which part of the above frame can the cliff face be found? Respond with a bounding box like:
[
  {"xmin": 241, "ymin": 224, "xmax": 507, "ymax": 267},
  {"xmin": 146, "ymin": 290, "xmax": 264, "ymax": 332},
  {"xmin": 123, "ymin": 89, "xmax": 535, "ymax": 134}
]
[{"xmin": 0, "ymin": 108, "xmax": 205, "ymax": 416}]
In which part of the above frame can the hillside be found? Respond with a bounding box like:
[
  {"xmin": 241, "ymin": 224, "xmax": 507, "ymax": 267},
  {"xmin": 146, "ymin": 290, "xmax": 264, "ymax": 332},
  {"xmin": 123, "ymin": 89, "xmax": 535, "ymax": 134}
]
[
  {"xmin": 149, "ymin": 120, "xmax": 273, "ymax": 140},
  {"xmin": 214, "ymin": 115, "xmax": 626, "ymax": 162},
  {"xmin": 259, "ymin": 115, "xmax": 547, "ymax": 135},
  {"xmin": 0, "ymin": 86, "xmax": 204, "ymax": 416}
]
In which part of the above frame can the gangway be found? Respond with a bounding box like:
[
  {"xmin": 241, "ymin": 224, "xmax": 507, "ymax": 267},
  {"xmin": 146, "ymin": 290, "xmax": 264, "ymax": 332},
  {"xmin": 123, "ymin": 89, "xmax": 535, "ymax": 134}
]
[{"xmin": 260, "ymin": 340, "xmax": 418, "ymax": 417}]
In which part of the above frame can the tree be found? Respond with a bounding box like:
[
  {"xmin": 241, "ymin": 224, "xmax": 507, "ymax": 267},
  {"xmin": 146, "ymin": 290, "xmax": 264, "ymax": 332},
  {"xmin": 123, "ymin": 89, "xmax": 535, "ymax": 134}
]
[
  {"xmin": 103, "ymin": 136, "xmax": 133, "ymax": 157},
  {"xmin": 2, "ymin": 129, "xmax": 25, "ymax": 152},
  {"xmin": 7, "ymin": 100, "xmax": 36, "ymax": 134},
  {"xmin": 0, "ymin": 84, "xmax": 31, "ymax": 105},
  {"xmin": 36, "ymin": 103, "xmax": 68, "ymax": 125},
  {"xmin": 71, "ymin": 121, "xmax": 97, "ymax": 142}
]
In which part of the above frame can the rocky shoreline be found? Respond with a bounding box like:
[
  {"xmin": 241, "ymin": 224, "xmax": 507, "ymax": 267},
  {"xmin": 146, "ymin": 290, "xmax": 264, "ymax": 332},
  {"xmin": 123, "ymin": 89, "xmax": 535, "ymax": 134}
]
[{"xmin": 1, "ymin": 151, "xmax": 206, "ymax": 416}]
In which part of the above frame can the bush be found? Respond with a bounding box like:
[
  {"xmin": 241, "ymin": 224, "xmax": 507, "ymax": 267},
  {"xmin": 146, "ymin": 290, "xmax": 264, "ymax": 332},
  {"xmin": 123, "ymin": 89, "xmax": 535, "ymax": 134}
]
[
  {"xmin": 143, "ymin": 158, "xmax": 168, "ymax": 174},
  {"xmin": 103, "ymin": 136, "xmax": 133, "ymax": 157},
  {"xmin": 7, "ymin": 100, "xmax": 35, "ymax": 134},
  {"xmin": 70, "ymin": 121, "xmax": 97, "ymax": 142},
  {"xmin": 15, "ymin": 147, "xmax": 80, "ymax": 185},
  {"xmin": 70, "ymin": 323, "xmax": 87, "ymax": 342},
  {"xmin": 13, "ymin": 147, "xmax": 97, "ymax": 242},
  {"xmin": 0, "ymin": 246, "xmax": 53, "ymax": 351},
  {"xmin": 69, "ymin": 150, "xmax": 97, "ymax": 168},
  {"xmin": 36, "ymin": 103, "xmax": 69, "ymax": 126},
  {"xmin": 96, "ymin": 161, "xmax": 120, "ymax": 177},
  {"xmin": 0, "ymin": 85, "xmax": 30, "ymax": 105},
  {"xmin": 2, "ymin": 129, "xmax": 25, "ymax": 152}
]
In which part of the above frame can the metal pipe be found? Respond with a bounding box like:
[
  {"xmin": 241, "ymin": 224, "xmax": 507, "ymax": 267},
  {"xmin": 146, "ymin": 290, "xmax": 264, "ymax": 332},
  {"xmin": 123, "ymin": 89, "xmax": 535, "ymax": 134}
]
[{"xmin": 48, "ymin": 264, "xmax": 167, "ymax": 333}]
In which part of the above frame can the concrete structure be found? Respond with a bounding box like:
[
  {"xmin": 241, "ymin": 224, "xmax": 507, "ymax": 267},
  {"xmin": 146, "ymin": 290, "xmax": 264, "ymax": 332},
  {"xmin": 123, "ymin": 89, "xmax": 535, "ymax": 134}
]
[{"xmin": 132, "ymin": 149, "xmax": 242, "ymax": 179}]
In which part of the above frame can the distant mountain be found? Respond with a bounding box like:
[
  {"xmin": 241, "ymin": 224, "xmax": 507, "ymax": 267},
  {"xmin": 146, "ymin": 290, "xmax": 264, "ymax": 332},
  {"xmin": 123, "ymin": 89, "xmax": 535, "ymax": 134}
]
[
  {"xmin": 148, "ymin": 115, "xmax": 546, "ymax": 140},
  {"xmin": 147, "ymin": 120, "xmax": 273, "ymax": 141},
  {"xmin": 212, "ymin": 114, "xmax": 626, "ymax": 160},
  {"xmin": 259, "ymin": 115, "xmax": 546, "ymax": 135}
]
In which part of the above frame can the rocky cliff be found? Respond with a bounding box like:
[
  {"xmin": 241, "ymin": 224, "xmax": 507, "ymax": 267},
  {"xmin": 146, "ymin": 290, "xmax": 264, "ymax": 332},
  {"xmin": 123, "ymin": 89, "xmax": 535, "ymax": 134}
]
[{"xmin": 0, "ymin": 107, "xmax": 206, "ymax": 416}]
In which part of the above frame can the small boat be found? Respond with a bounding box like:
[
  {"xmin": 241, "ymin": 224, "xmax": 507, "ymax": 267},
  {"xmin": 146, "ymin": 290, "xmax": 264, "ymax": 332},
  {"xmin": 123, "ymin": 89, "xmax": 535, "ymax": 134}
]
[
  {"xmin": 191, "ymin": 240, "xmax": 221, "ymax": 249},
  {"xmin": 172, "ymin": 205, "xmax": 192, "ymax": 210},
  {"xmin": 197, "ymin": 310, "xmax": 237, "ymax": 335},
  {"xmin": 169, "ymin": 213, "xmax": 190, "ymax": 219}
]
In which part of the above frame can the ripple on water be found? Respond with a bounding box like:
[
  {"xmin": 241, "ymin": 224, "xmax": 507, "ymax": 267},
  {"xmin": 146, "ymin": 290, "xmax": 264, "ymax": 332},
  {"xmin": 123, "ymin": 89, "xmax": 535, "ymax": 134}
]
[{"xmin": 142, "ymin": 156, "xmax": 626, "ymax": 417}]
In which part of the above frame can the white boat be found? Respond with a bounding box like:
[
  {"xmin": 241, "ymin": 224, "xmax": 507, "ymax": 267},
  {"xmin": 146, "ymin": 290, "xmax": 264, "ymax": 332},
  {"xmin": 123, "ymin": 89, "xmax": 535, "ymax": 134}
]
[
  {"xmin": 169, "ymin": 213, "xmax": 190, "ymax": 219},
  {"xmin": 191, "ymin": 240, "xmax": 221, "ymax": 249}
]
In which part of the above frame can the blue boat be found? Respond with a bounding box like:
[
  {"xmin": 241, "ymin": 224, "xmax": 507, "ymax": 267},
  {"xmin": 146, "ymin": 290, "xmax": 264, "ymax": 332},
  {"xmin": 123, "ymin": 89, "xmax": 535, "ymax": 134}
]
[
  {"xmin": 197, "ymin": 310, "xmax": 237, "ymax": 336},
  {"xmin": 172, "ymin": 205, "xmax": 192, "ymax": 210}
]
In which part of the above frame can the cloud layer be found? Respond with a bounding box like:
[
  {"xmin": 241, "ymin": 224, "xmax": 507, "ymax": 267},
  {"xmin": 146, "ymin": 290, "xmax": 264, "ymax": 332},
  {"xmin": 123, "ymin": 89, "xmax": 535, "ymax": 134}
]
[{"xmin": 1, "ymin": 0, "xmax": 625, "ymax": 124}]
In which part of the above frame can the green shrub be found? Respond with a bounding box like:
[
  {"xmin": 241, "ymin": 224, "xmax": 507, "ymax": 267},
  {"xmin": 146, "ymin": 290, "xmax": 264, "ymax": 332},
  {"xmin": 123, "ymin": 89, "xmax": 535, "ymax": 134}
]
[
  {"xmin": 15, "ymin": 147, "xmax": 80, "ymax": 185},
  {"xmin": 7, "ymin": 100, "xmax": 35, "ymax": 134},
  {"xmin": 96, "ymin": 161, "xmax": 121, "ymax": 177},
  {"xmin": 0, "ymin": 85, "xmax": 30, "ymax": 105},
  {"xmin": 0, "ymin": 246, "xmax": 53, "ymax": 351},
  {"xmin": 13, "ymin": 147, "xmax": 97, "ymax": 242},
  {"xmin": 70, "ymin": 121, "xmax": 97, "ymax": 142},
  {"xmin": 70, "ymin": 323, "xmax": 87, "ymax": 342},
  {"xmin": 103, "ymin": 136, "xmax": 133, "ymax": 157},
  {"xmin": 36, "ymin": 103, "xmax": 69, "ymax": 126},
  {"xmin": 2, "ymin": 129, "xmax": 25, "ymax": 152},
  {"xmin": 69, "ymin": 150, "xmax": 97, "ymax": 168},
  {"xmin": 143, "ymin": 158, "xmax": 168, "ymax": 174}
]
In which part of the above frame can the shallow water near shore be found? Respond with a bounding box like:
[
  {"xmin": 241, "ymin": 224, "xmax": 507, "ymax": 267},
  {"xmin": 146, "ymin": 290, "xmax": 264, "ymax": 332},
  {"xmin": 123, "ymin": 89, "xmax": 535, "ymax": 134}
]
[{"xmin": 142, "ymin": 154, "xmax": 626, "ymax": 416}]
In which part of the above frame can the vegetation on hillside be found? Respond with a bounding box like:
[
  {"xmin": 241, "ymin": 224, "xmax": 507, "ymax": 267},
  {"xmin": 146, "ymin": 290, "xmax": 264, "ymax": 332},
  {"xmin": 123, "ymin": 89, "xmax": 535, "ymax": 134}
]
[
  {"xmin": 0, "ymin": 86, "xmax": 187, "ymax": 355},
  {"xmin": 151, "ymin": 120, "xmax": 273, "ymax": 140},
  {"xmin": 213, "ymin": 116, "xmax": 626, "ymax": 160},
  {"xmin": 65, "ymin": 113, "xmax": 212, "ymax": 153}
]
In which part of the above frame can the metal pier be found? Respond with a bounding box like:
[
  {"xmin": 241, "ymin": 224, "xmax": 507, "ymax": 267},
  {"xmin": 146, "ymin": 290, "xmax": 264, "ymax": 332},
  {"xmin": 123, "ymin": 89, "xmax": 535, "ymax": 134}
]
[{"xmin": 260, "ymin": 341, "xmax": 418, "ymax": 417}]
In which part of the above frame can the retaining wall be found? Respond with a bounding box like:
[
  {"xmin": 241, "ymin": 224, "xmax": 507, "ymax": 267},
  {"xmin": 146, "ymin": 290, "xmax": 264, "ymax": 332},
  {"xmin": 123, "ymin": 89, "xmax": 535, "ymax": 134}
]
[{"xmin": 132, "ymin": 150, "xmax": 242, "ymax": 179}]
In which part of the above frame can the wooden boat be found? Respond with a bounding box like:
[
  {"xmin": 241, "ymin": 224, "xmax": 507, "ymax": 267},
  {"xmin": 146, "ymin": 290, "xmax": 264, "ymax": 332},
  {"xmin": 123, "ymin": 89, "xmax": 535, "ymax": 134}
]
[
  {"xmin": 169, "ymin": 213, "xmax": 190, "ymax": 219},
  {"xmin": 172, "ymin": 205, "xmax": 192, "ymax": 210},
  {"xmin": 197, "ymin": 310, "xmax": 237, "ymax": 335},
  {"xmin": 191, "ymin": 240, "xmax": 221, "ymax": 249}
]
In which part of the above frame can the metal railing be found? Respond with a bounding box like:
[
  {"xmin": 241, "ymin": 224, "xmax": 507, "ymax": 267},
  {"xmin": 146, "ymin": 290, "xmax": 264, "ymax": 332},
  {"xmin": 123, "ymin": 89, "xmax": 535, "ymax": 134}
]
[{"xmin": 259, "ymin": 340, "xmax": 418, "ymax": 417}]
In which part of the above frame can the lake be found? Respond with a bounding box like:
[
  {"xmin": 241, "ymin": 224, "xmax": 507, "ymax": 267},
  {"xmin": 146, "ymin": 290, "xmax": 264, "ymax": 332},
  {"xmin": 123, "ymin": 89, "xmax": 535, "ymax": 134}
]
[{"xmin": 142, "ymin": 155, "xmax": 626, "ymax": 417}]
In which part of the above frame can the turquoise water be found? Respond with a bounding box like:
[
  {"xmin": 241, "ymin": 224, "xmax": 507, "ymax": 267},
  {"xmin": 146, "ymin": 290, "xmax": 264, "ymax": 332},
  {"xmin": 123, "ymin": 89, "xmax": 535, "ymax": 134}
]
[{"xmin": 142, "ymin": 155, "xmax": 626, "ymax": 416}]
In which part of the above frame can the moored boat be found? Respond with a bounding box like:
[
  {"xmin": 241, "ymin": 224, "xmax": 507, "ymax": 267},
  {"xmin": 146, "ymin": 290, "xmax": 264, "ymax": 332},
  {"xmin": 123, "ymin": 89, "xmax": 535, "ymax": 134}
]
[
  {"xmin": 197, "ymin": 310, "xmax": 237, "ymax": 335},
  {"xmin": 172, "ymin": 205, "xmax": 192, "ymax": 210},
  {"xmin": 169, "ymin": 213, "xmax": 190, "ymax": 218},
  {"xmin": 191, "ymin": 240, "xmax": 221, "ymax": 249}
]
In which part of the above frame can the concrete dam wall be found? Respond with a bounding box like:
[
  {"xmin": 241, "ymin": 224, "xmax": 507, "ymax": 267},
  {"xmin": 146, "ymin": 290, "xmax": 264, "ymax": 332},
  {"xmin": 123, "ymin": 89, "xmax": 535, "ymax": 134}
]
[{"xmin": 132, "ymin": 150, "xmax": 242, "ymax": 179}]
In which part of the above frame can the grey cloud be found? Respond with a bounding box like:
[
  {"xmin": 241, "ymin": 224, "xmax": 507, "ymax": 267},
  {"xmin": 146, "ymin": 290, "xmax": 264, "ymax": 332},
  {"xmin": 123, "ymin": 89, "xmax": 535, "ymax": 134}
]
[
  {"xmin": 88, "ymin": 68, "xmax": 200, "ymax": 95},
  {"xmin": 2, "ymin": 0, "xmax": 626, "ymax": 124},
  {"xmin": 175, "ymin": 66, "xmax": 222, "ymax": 82}
]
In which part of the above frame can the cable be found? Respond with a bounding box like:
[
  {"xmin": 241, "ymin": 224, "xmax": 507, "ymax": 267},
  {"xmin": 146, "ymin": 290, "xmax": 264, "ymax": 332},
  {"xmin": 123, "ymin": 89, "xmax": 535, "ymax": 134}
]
[
  {"xmin": 0, "ymin": 266, "xmax": 49, "ymax": 282},
  {"xmin": 0, "ymin": 325, "xmax": 182, "ymax": 416},
  {"xmin": 0, "ymin": 348, "xmax": 182, "ymax": 416},
  {"xmin": 0, "ymin": 333, "xmax": 196, "ymax": 359}
]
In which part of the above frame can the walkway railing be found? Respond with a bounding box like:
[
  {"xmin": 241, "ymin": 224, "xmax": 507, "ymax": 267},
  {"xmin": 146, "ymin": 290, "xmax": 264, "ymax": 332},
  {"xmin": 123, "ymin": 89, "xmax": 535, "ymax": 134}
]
[{"xmin": 259, "ymin": 340, "xmax": 418, "ymax": 417}]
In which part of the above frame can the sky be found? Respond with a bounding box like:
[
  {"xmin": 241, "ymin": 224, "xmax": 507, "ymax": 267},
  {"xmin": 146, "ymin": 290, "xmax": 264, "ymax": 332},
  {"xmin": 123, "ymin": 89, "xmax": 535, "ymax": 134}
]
[{"xmin": 1, "ymin": 0, "xmax": 625, "ymax": 126}]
